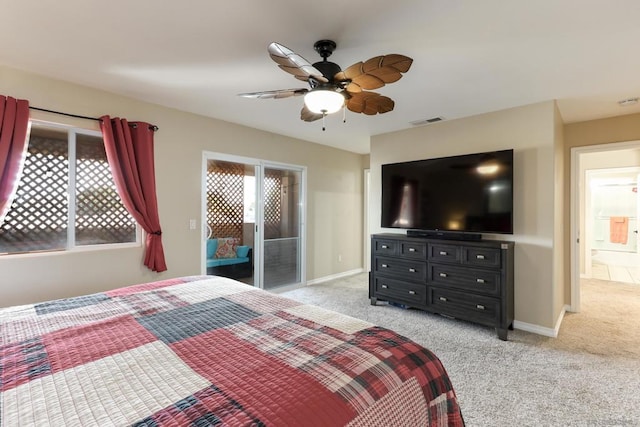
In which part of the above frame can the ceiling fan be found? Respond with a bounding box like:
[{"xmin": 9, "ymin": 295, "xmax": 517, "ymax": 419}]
[{"xmin": 238, "ymin": 40, "xmax": 413, "ymax": 130}]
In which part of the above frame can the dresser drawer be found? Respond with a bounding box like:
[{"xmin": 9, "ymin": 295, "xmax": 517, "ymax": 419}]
[
  {"xmin": 428, "ymin": 288, "xmax": 499, "ymax": 327},
  {"xmin": 373, "ymin": 239, "xmax": 399, "ymax": 256},
  {"xmin": 428, "ymin": 243, "xmax": 461, "ymax": 264},
  {"xmin": 374, "ymin": 256, "xmax": 427, "ymax": 282},
  {"xmin": 429, "ymin": 264, "xmax": 500, "ymax": 296},
  {"xmin": 374, "ymin": 276, "xmax": 427, "ymax": 306},
  {"xmin": 463, "ymin": 247, "xmax": 501, "ymax": 268},
  {"xmin": 400, "ymin": 241, "xmax": 427, "ymax": 260}
]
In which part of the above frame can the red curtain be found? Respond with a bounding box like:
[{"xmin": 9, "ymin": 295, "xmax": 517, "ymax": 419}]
[
  {"xmin": 0, "ymin": 95, "xmax": 30, "ymax": 225},
  {"xmin": 100, "ymin": 115, "xmax": 167, "ymax": 272}
]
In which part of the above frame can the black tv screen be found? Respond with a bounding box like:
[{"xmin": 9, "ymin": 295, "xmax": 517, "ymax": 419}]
[{"xmin": 381, "ymin": 149, "xmax": 514, "ymax": 234}]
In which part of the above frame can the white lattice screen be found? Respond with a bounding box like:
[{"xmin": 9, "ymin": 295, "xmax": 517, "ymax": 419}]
[
  {"xmin": 264, "ymin": 170, "xmax": 283, "ymax": 239},
  {"xmin": 205, "ymin": 161, "xmax": 284, "ymax": 242},
  {"xmin": 206, "ymin": 161, "xmax": 245, "ymax": 241}
]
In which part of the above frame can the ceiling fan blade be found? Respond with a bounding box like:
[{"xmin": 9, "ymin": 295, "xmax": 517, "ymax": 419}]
[
  {"xmin": 379, "ymin": 54, "xmax": 413, "ymax": 73},
  {"xmin": 336, "ymin": 54, "xmax": 413, "ymax": 91},
  {"xmin": 300, "ymin": 105, "xmax": 324, "ymax": 122},
  {"xmin": 334, "ymin": 62, "xmax": 363, "ymax": 82},
  {"xmin": 346, "ymin": 92, "xmax": 395, "ymax": 115},
  {"xmin": 268, "ymin": 42, "xmax": 328, "ymax": 83},
  {"xmin": 238, "ymin": 88, "xmax": 308, "ymax": 99}
]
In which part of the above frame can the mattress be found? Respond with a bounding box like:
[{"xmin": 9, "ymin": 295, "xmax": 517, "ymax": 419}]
[{"xmin": 0, "ymin": 275, "xmax": 464, "ymax": 426}]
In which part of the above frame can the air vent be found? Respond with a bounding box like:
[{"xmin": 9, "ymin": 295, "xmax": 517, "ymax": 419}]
[
  {"xmin": 410, "ymin": 116, "xmax": 445, "ymax": 126},
  {"xmin": 618, "ymin": 97, "xmax": 639, "ymax": 107}
]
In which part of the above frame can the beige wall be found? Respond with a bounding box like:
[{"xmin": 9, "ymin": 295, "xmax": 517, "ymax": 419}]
[
  {"xmin": 371, "ymin": 101, "xmax": 561, "ymax": 329},
  {"xmin": 5, "ymin": 60, "xmax": 639, "ymax": 329},
  {"xmin": 0, "ymin": 65, "xmax": 366, "ymax": 307},
  {"xmin": 553, "ymin": 102, "xmax": 566, "ymax": 320}
]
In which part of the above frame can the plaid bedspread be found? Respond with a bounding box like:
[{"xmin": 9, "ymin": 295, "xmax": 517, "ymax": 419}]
[{"xmin": 0, "ymin": 275, "xmax": 463, "ymax": 426}]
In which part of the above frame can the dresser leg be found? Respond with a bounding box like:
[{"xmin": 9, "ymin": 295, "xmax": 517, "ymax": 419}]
[
  {"xmin": 370, "ymin": 297, "xmax": 378, "ymax": 306},
  {"xmin": 497, "ymin": 328, "xmax": 508, "ymax": 341}
]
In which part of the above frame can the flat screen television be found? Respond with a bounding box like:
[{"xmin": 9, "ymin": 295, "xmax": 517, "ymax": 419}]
[{"xmin": 381, "ymin": 149, "xmax": 514, "ymax": 235}]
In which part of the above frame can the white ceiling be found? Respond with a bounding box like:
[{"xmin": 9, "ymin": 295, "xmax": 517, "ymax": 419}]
[{"xmin": 2, "ymin": 1, "xmax": 640, "ymax": 154}]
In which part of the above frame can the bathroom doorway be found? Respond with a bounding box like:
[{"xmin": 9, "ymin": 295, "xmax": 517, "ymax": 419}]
[
  {"xmin": 571, "ymin": 141, "xmax": 640, "ymax": 311},
  {"xmin": 585, "ymin": 167, "xmax": 640, "ymax": 283}
]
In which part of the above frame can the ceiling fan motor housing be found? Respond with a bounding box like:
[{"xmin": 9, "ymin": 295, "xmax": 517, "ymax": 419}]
[
  {"xmin": 312, "ymin": 61, "xmax": 342, "ymax": 83},
  {"xmin": 311, "ymin": 39, "xmax": 343, "ymax": 85},
  {"xmin": 314, "ymin": 39, "xmax": 336, "ymax": 58}
]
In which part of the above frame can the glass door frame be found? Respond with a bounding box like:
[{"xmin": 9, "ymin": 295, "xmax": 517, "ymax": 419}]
[
  {"xmin": 260, "ymin": 161, "xmax": 306, "ymax": 291},
  {"xmin": 201, "ymin": 151, "xmax": 306, "ymax": 290}
]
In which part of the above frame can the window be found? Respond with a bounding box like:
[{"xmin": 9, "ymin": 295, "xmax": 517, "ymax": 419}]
[{"xmin": 0, "ymin": 122, "xmax": 137, "ymax": 254}]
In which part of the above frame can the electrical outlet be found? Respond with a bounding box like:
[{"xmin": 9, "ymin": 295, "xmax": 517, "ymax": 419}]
[{"xmin": 189, "ymin": 219, "xmax": 196, "ymax": 230}]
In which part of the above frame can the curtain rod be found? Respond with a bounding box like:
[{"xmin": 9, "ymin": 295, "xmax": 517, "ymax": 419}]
[{"xmin": 29, "ymin": 106, "xmax": 159, "ymax": 131}]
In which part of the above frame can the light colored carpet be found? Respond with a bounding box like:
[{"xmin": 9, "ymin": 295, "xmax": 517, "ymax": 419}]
[{"xmin": 281, "ymin": 274, "xmax": 640, "ymax": 426}]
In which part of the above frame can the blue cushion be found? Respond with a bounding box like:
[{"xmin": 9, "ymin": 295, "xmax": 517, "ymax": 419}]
[
  {"xmin": 236, "ymin": 246, "xmax": 250, "ymax": 258},
  {"xmin": 206, "ymin": 239, "xmax": 218, "ymax": 259},
  {"xmin": 206, "ymin": 256, "xmax": 250, "ymax": 268}
]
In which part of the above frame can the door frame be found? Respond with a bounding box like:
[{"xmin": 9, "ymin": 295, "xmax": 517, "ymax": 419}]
[
  {"xmin": 260, "ymin": 160, "xmax": 307, "ymax": 290},
  {"xmin": 363, "ymin": 168, "xmax": 371, "ymax": 271},
  {"xmin": 201, "ymin": 151, "xmax": 307, "ymax": 289},
  {"xmin": 570, "ymin": 139, "xmax": 640, "ymax": 312}
]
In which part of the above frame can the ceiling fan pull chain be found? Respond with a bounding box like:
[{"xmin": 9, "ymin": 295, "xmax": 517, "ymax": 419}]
[
  {"xmin": 343, "ymin": 104, "xmax": 346, "ymax": 123},
  {"xmin": 322, "ymin": 112, "xmax": 327, "ymax": 131}
]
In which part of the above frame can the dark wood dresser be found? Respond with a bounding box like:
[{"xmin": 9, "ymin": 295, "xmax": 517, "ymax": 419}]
[{"xmin": 370, "ymin": 233, "xmax": 515, "ymax": 340}]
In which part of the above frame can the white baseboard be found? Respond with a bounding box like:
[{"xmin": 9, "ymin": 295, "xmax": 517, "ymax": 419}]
[
  {"xmin": 269, "ymin": 268, "xmax": 365, "ymax": 294},
  {"xmin": 306, "ymin": 268, "xmax": 365, "ymax": 286},
  {"xmin": 513, "ymin": 304, "xmax": 569, "ymax": 338}
]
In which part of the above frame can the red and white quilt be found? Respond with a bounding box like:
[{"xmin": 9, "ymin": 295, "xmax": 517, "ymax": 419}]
[{"xmin": 0, "ymin": 275, "xmax": 464, "ymax": 426}]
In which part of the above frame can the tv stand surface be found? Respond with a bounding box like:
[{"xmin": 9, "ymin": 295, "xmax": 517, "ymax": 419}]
[
  {"xmin": 370, "ymin": 233, "xmax": 514, "ymax": 340},
  {"xmin": 407, "ymin": 229, "xmax": 482, "ymax": 241}
]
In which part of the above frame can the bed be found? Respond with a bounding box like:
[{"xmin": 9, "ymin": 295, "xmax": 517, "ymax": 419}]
[{"xmin": 0, "ymin": 275, "xmax": 464, "ymax": 426}]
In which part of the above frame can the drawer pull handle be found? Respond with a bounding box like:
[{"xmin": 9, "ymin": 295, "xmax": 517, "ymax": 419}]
[
  {"xmin": 381, "ymin": 264, "xmax": 388, "ymax": 268},
  {"xmin": 476, "ymin": 254, "xmax": 485, "ymax": 260},
  {"xmin": 439, "ymin": 297, "xmax": 448, "ymax": 302},
  {"xmin": 408, "ymin": 247, "xmax": 416, "ymax": 252},
  {"xmin": 381, "ymin": 245, "xmax": 389, "ymax": 249},
  {"xmin": 408, "ymin": 290, "xmax": 416, "ymax": 295},
  {"xmin": 439, "ymin": 251, "xmax": 447, "ymax": 255},
  {"xmin": 409, "ymin": 268, "xmax": 416, "ymax": 273},
  {"xmin": 476, "ymin": 278, "xmax": 485, "ymax": 284},
  {"xmin": 476, "ymin": 304, "xmax": 485, "ymax": 310},
  {"xmin": 381, "ymin": 285, "xmax": 388, "ymax": 289},
  {"xmin": 439, "ymin": 273, "xmax": 447, "ymax": 278}
]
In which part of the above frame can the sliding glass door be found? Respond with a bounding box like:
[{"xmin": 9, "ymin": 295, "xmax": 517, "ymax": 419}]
[
  {"xmin": 204, "ymin": 159, "xmax": 257, "ymax": 285},
  {"xmin": 202, "ymin": 153, "xmax": 305, "ymax": 290},
  {"xmin": 261, "ymin": 166, "xmax": 303, "ymax": 290}
]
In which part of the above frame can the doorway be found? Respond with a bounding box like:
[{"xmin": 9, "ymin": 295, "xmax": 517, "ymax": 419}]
[
  {"xmin": 571, "ymin": 141, "xmax": 640, "ymax": 311},
  {"xmin": 585, "ymin": 167, "xmax": 639, "ymax": 283},
  {"xmin": 201, "ymin": 152, "xmax": 306, "ymax": 290}
]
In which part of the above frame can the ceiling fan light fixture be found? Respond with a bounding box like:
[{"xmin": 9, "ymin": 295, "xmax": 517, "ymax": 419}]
[{"xmin": 304, "ymin": 89, "xmax": 344, "ymax": 114}]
